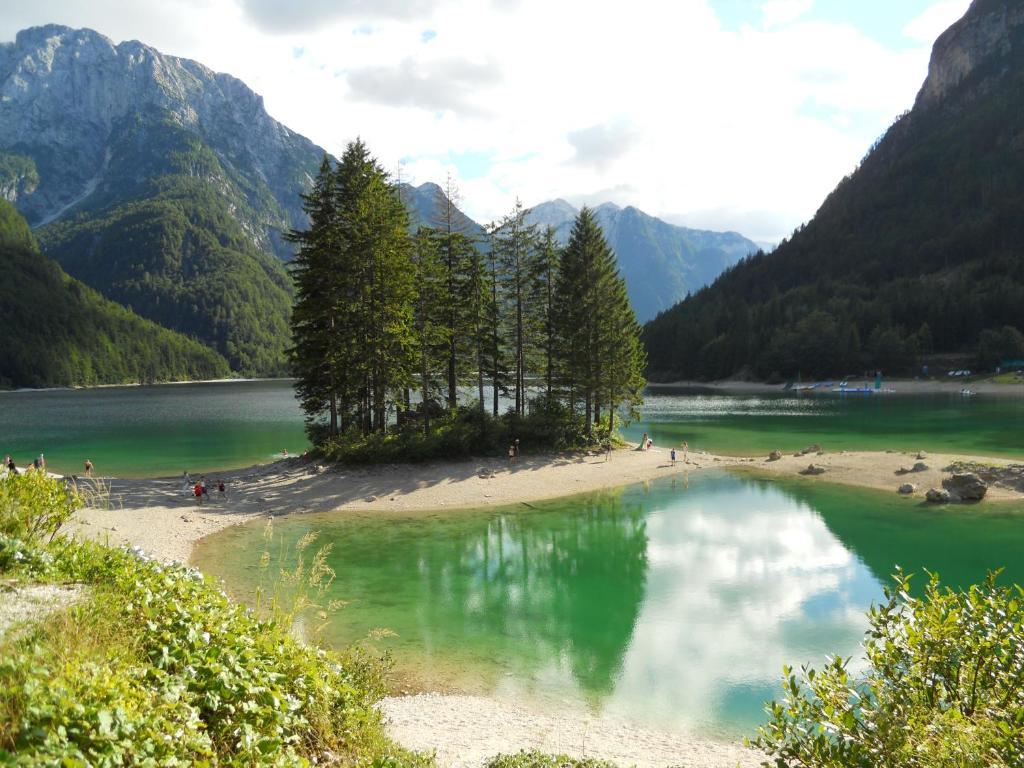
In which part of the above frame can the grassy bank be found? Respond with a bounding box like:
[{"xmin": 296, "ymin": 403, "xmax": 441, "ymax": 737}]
[{"xmin": 0, "ymin": 471, "xmax": 428, "ymax": 766}]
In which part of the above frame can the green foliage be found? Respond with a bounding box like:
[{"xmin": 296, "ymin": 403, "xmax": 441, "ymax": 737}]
[
  {"xmin": 486, "ymin": 751, "xmax": 617, "ymax": 768},
  {"xmin": 0, "ymin": 471, "xmax": 81, "ymax": 545},
  {"xmin": 0, "ymin": 200, "xmax": 230, "ymax": 388},
  {"xmin": 643, "ymin": 48, "xmax": 1024, "ymax": 381},
  {"xmin": 0, "ymin": 153, "xmax": 39, "ymax": 205},
  {"xmin": 752, "ymin": 570, "xmax": 1024, "ymax": 768},
  {"xmin": 317, "ymin": 402, "xmax": 608, "ymax": 464},
  {"xmin": 0, "ymin": 514, "xmax": 428, "ymax": 765}
]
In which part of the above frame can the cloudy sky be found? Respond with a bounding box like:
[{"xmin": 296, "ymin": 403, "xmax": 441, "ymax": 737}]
[{"xmin": 1, "ymin": 0, "xmax": 970, "ymax": 243}]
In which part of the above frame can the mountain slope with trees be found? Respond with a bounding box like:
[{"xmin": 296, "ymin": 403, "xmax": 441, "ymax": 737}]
[
  {"xmin": 642, "ymin": 0, "xmax": 1024, "ymax": 381},
  {"xmin": 0, "ymin": 200, "xmax": 229, "ymax": 388},
  {"xmin": 1, "ymin": 25, "xmax": 324, "ymax": 375}
]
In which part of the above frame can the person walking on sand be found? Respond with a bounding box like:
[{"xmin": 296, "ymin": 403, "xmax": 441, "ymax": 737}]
[
  {"xmin": 641, "ymin": 432, "xmax": 648, "ymax": 451},
  {"xmin": 84, "ymin": 459, "xmax": 93, "ymax": 477},
  {"xmin": 508, "ymin": 443, "xmax": 516, "ymax": 464},
  {"xmin": 683, "ymin": 441, "xmax": 689, "ymax": 463},
  {"xmin": 513, "ymin": 439, "xmax": 520, "ymax": 463}
]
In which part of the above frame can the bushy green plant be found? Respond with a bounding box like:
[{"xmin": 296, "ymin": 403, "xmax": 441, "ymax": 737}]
[
  {"xmin": 0, "ymin": 471, "xmax": 81, "ymax": 545},
  {"xmin": 486, "ymin": 751, "xmax": 617, "ymax": 768},
  {"xmin": 0, "ymin": 536, "xmax": 430, "ymax": 767},
  {"xmin": 752, "ymin": 570, "xmax": 1024, "ymax": 768}
]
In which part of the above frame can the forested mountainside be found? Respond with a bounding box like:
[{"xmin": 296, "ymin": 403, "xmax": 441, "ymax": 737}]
[
  {"xmin": 0, "ymin": 25, "xmax": 324, "ymax": 375},
  {"xmin": 642, "ymin": 0, "xmax": 1024, "ymax": 381},
  {"xmin": 0, "ymin": 200, "xmax": 229, "ymax": 388}
]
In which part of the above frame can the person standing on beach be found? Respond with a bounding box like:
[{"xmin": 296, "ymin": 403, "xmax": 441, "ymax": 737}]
[
  {"xmin": 683, "ymin": 441, "xmax": 689, "ymax": 463},
  {"xmin": 671, "ymin": 448, "xmax": 677, "ymax": 463},
  {"xmin": 514, "ymin": 439, "xmax": 520, "ymax": 463},
  {"xmin": 194, "ymin": 482, "xmax": 203, "ymax": 505},
  {"xmin": 84, "ymin": 459, "xmax": 93, "ymax": 477},
  {"xmin": 641, "ymin": 432, "xmax": 648, "ymax": 451}
]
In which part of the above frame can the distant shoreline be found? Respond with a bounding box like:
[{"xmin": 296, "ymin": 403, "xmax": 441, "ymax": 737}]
[
  {"xmin": 648, "ymin": 377, "xmax": 1024, "ymax": 396},
  {"xmin": 0, "ymin": 376, "xmax": 295, "ymax": 394}
]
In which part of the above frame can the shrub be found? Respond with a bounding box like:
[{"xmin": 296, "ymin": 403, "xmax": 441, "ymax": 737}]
[
  {"xmin": 486, "ymin": 751, "xmax": 618, "ymax": 768},
  {"xmin": 0, "ymin": 471, "xmax": 80, "ymax": 544},
  {"xmin": 319, "ymin": 400, "xmax": 617, "ymax": 465},
  {"xmin": 752, "ymin": 570, "xmax": 1024, "ymax": 768}
]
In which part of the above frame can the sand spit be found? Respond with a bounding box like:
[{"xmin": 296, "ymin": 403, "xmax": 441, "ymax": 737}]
[
  {"xmin": 66, "ymin": 447, "xmax": 1024, "ymax": 566},
  {"xmin": 379, "ymin": 693, "xmax": 763, "ymax": 768}
]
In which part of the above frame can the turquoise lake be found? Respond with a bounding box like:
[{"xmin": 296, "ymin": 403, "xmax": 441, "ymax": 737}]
[{"xmin": 195, "ymin": 470, "xmax": 1024, "ymax": 739}]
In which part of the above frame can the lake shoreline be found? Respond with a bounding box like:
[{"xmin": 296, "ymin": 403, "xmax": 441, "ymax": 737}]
[
  {"xmin": 648, "ymin": 377, "xmax": 1024, "ymax": 396},
  {"xmin": 68, "ymin": 446, "xmax": 1024, "ymax": 567}
]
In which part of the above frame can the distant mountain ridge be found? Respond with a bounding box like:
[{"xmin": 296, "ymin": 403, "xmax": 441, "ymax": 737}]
[
  {"xmin": 642, "ymin": 0, "xmax": 1024, "ymax": 381},
  {"xmin": 399, "ymin": 183, "xmax": 758, "ymax": 323},
  {"xmin": 524, "ymin": 199, "xmax": 758, "ymax": 322}
]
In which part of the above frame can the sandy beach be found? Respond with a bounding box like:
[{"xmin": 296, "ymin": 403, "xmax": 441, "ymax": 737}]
[{"xmin": 64, "ymin": 446, "xmax": 1023, "ymax": 768}]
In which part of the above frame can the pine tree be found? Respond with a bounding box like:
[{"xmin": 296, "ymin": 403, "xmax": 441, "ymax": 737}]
[
  {"xmin": 492, "ymin": 199, "xmax": 538, "ymax": 417},
  {"xmin": 287, "ymin": 155, "xmax": 341, "ymax": 436},
  {"xmin": 410, "ymin": 227, "xmax": 450, "ymax": 433},
  {"xmin": 554, "ymin": 207, "xmax": 645, "ymax": 436},
  {"xmin": 530, "ymin": 225, "xmax": 562, "ymax": 403}
]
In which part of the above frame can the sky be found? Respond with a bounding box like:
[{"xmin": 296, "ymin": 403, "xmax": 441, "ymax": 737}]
[{"xmin": 0, "ymin": 0, "xmax": 971, "ymax": 244}]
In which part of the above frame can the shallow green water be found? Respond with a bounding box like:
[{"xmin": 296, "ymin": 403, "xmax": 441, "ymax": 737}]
[
  {"xmin": 0, "ymin": 380, "xmax": 308, "ymax": 477},
  {"xmin": 2, "ymin": 381, "xmax": 1021, "ymax": 476},
  {"xmin": 194, "ymin": 472, "xmax": 1024, "ymax": 738}
]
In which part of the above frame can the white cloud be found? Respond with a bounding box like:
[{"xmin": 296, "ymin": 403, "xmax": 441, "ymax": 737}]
[
  {"xmin": 903, "ymin": 0, "xmax": 971, "ymax": 44},
  {"xmin": 0, "ymin": 0, "xmax": 967, "ymax": 242},
  {"xmin": 761, "ymin": 0, "xmax": 814, "ymax": 30}
]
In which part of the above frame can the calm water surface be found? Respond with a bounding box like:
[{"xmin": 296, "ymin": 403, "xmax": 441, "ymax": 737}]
[
  {"xmin": 194, "ymin": 472, "xmax": 1024, "ymax": 739},
  {"xmin": 0, "ymin": 380, "xmax": 307, "ymax": 476},
  {"xmin": 1, "ymin": 380, "xmax": 1022, "ymax": 475}
]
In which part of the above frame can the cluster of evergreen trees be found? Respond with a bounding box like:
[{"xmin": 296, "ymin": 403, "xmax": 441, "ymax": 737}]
[{"xmin": 289, "ymin": 141, "xmax": 645, "ymax": 447}]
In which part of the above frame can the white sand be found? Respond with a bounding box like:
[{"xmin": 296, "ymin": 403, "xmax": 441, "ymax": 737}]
[{"xmin": 380, "ymin": 694, "xmax": 763, "ymax": 768}]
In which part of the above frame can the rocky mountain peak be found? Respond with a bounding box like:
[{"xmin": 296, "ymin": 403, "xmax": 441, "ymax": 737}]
[
  {"xmin": 916, "ymin": 0, "xmax": 1024, "ymax": 109},
  {"xmin": 0, "ymin": 25, "xmax": 325, "ymax": 254}
]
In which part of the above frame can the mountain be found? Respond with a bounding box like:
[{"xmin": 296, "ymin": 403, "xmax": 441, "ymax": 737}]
[
  {"xmin": 0, "ymin": 199, "xmax": 229, "ymax": 388},
  {"xmin": 399, "ymin": 182, "xmax": 486, "ymax": 237},
  {"xmin": 0, "ymin": 25, "xmax": 328, "ymax": 374},
  {"xmin": 524, "ymin": 200, "xmax": 758, "ymax": 323},
  {"xmin": 642, "ymin": 0, "xmax": 1024, "ymax": 382}
]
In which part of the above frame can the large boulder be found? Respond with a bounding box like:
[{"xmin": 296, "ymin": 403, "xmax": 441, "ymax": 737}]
[
  {"xmin": 796, "ymin": 444, "xmax": 822, "ymax": 456},
  {"xmin": 898, "ymin": 483, "xmax": 916, "ymax": 494},
  {"xmin": 942, "ymin": 472, "xmax": 988, "ymax": 502},
  {"xmin": 768, "ymin": 450, "xmax": 783, "ymax": 461},
  {"xmin": 926, "ymin": 488, "xmax": 951, "ymax": 503},
  {"xmin": 800, "ymin": 463, "xmax": 826, "ymax": 476}
]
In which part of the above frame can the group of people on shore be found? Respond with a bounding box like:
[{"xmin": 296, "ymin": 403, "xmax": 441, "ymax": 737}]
[
  {"xmin": 638, "ymin": 433, "xmax": 690, "ymax": 463},
  {"xmin": 183, "ymin": 472, "xmax": 226, "ymax": 505},
  {"xmin": 3, "ymin": 453, "xmax": 51, "ymax": 475}
]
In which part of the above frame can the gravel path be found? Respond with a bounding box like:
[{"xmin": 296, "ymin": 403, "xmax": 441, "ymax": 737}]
[{"xmin": 0, "ymin": 583, "xmax": 83, "ymax": 637}]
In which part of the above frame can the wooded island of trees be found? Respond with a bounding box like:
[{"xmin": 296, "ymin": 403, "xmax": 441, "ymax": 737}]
[{"xmin": 288, "ymin": 140, "xmax": 645, "ymax": 461}]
